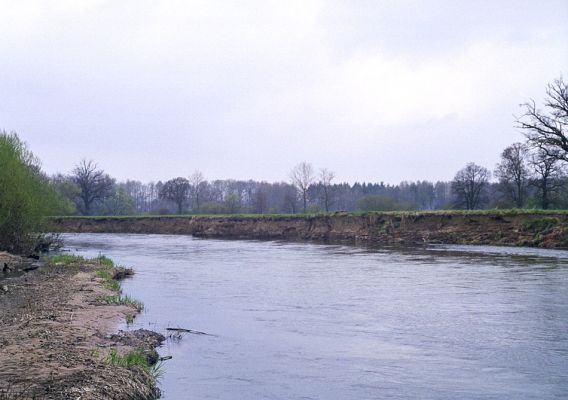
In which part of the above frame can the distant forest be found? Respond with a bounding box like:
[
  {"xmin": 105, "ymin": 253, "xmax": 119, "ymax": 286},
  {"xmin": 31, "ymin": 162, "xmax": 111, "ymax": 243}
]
[{"xmin": 46, "ymin": 163, "xmax": 568, "ymax": 216}]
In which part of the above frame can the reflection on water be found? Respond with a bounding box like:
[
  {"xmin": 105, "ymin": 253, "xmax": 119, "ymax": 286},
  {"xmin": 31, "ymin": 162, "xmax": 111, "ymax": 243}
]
[{"xmin": 63, "ymin": 234, "xmax": 568, "ymax": 400}]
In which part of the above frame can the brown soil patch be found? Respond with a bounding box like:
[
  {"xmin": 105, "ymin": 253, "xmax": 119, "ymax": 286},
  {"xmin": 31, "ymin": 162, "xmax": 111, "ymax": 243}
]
[{"xmin": 0, "ymin": 262, "xmax": 163, "ymax": 399}]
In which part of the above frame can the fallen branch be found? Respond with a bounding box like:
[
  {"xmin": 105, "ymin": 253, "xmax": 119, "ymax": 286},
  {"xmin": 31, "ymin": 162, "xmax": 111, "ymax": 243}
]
[{"xmin": 166, "ymin": 327, "xmax": 211, "ymax": 336}]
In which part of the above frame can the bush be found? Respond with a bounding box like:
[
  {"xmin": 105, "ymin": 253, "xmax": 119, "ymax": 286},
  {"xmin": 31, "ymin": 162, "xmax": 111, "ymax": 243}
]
[{"xmin": 0, "ymin": 131, "xmax": 59, "ymax": 254}]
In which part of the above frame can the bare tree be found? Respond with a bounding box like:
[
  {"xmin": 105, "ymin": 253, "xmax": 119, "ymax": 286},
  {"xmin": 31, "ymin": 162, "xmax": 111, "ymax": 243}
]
[
  {"xmin": 494, "ymin": 143, "xmax": 530, "ymax": 207},
  {"xmin": 253, "ymin": 184, "xmax": 269, "ymax": 214},
  {"xmin": 72, "ymin": 159, "xmax": 114, "ymax": 215},
  {"xmin": 319, "ymin": 168, "xmax": 335, "ymax": 212},
  {"xmin": 290, "ymin": 162, "xmax": 315, "ymax": 213},
  {"xmin": 451, "ymin": 163, "xmax": 490, "ymax": 210},
  {"xmin": 189, "ymin": 170, "xmax": 205, "ymax": 212},
  {"xmin": 518, "ymin": 77, "xmax": 568, "ymax": 161},
  {"xmin": 159, "ymin": 177, "xmax": 190, "ymax": 214},
  {"xmin": 529, "ymin": 147, "xmax": 565, "ymax": 209}
]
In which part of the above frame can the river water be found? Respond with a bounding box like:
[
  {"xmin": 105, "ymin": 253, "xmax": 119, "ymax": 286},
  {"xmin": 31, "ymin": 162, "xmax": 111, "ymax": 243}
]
[{"xmin": 62, "ymin": 233, "xmax": 568, "ymax": 399}]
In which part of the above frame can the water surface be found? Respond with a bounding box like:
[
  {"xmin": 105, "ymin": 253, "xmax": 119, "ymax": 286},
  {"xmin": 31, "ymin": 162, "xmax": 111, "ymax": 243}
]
[{"xmin": 62, "ymin": 234, "xmax": 568, "ymax": 399}]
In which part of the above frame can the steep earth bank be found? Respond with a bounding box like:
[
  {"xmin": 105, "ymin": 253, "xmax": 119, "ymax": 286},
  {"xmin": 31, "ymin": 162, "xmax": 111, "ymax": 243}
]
[{"xmin": 52, "ymin": 212, "xmax": 568, "ymax": 248}]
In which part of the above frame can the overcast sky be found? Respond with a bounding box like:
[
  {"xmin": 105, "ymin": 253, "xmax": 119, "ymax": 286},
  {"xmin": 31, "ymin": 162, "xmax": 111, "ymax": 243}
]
[{"xmin": 1, "ymin": 1, "xmax": 566, "ymax": 184}]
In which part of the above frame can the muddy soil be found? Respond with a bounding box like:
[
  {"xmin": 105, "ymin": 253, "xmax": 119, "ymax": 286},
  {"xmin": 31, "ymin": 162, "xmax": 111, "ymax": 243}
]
[{"xmin": 0, "ymin": 259, "xmax": 163, "ymax": 399}]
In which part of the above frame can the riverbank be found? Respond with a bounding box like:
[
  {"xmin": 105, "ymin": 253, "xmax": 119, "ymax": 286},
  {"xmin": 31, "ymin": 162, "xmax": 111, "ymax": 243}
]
[
  {"xmin": 0, "ymin": 254, "xmax": 164, "ymax": 399},
  {"xmin": 52, "ymin": 211, "xmax": 568, "ymax": 248}
]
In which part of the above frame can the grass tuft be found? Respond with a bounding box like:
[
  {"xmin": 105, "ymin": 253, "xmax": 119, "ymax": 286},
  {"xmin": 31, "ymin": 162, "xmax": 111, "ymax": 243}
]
[
  {"xmin": 45, "ymin": 254, "xmax": 86, "ymax": 264},
  {"xmin": 106, "ymin": 349, "xmax": 165, "ymax": 383},
  {"xmin": 92, "ymin": 255, "xmax": 114, "ymax": 267},
  {"xmin": 46, "ymin": 253, "xmax": 115, "ymax": 267},
  {"xmin": 95, "ymin": 270, "xmax": 121, "ymax": 291},
  {"xmin": 107, "ymin": 348, "xmax": 148, "ymax": 368},
  {"xmin": 98, "ymin": 294, "xmax": 144, "ymax": 311},
  {"xmin": 125, "ymin": 313, "xmax": 136, "ymax": 324}
]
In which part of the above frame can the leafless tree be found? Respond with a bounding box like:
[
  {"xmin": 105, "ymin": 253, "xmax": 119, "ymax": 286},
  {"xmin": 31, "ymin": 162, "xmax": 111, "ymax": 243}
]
[
  {"xmin": 189, "ymin": 170, "xmax": 205, "ymax": 212},
  {"xmin": 290, "ymin": 162, "xmax": 315, "ymax": 213},
  {"xmin": 451, "ymin": 163, "xmax": 490, "ymax": 210},
  {"xmin": 529, "ymin": 147, "xmax": 565, "ymax": 209},
  {"xmin": 494, "ymin": 143, "xmax": 530, "ymax": 207},
  {"xmin": 252, "ymin": 184, "xmax": 269, "ymax": 214},
  {"xmin": 159, "ymin": 177, "xmax": 190, "ymax": 214},
  {"xmin": 319, "ymin": 168, "xmax": 335, "ymax": 212},
  {"xmin": 72, "ymin": 159, "xmax": 114, "ymax": 215},
  {"xmin": 518, "ymin": 77, "xmax": 568, "ymax": 161}
]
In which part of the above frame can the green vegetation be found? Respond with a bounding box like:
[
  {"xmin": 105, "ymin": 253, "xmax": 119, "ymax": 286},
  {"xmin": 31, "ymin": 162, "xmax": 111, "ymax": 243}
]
[
  {"xmin": 98, "ymin": 294, "xmax": 144, "ymax": 311},
  {"xmin": 92, "ymin": 254, "xmax": 114, "ymax": 267},
  {"xmin": 47, "ymin": 253, "xmax": 128, "ymax": 292},
  {"xmin": 106, "ymin": 349, "xmax": 164, "ymax": 382},
  {"xmin": 96, "ymin": 270, "xmax": 121, "ymax": 291},
  {"xmin": 125, "ymin": 313, "xmax": 136, "ymax": 324},
  {"xmin": 45, "ymin": 253, "xmax": 114, "ymax": 266},
  {"xmin": 45, "ymin": 254, "xmax": 87, "ymax": 264},
  {"xmin": 521, "ymin": 217, "xmax": 559, "ymax": 233},
  {"xmin": 107, "ymin": 348, "xmax": 148, "ymax": 368},
  {"xmin": 0, "ymin": 131, "xmax": 60, "ymax": 254}
]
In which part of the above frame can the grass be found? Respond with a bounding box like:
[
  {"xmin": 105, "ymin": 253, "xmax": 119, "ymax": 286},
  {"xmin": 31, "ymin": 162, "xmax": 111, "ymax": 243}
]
[
  {"xmin": 92, "ymin": 255, "xmax": 114, "ymax": 267},
  {"xmin": 45, "ymin": 254, "xmax": 87, "ymax": 264},
  {"xmin": 107, "ymin": 349, "xmax": 164, "ymax": 382},
  {"xmin": 98, "ymin": 294, "xmax": 144, "ymax": 311},
  {"xmin": 46, "ymin": 253, "xmax": 114, "ymax": 267},
  {"xmin": 107, "ymin": 348, "xmax": 148, "ymax": 368},
  {"xmin": 95, "ymin": 270, "xmax": 121, "ymax": 291}
]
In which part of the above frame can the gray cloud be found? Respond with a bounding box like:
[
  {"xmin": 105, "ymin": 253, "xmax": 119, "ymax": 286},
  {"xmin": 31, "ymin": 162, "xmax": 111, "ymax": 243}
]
[{"xmin": 0, "ymin": 0, "xmax": 566, "ymax": 183}]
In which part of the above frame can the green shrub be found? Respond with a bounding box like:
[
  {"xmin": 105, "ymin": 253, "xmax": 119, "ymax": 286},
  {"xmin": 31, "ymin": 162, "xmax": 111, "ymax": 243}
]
[{"xmin": 0, "ymin": 132, "xmax": 59, "ymax": 254}]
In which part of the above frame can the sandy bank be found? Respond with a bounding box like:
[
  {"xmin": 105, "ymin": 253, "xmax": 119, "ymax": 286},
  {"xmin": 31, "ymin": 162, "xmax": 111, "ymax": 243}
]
[{"xmin": 0, "ymin": 256, "xmax": 163, "ymax": 399}]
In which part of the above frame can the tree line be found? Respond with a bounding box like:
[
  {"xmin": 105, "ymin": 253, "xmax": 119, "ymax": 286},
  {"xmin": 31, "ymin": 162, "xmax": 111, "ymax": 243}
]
[
  {"xmin": 45, "ymin": 76, "xmax": 567, "ymax": 215},
  {"xmin": 1, "ymin": 76, "xmax": 566, "ymax": 252}
]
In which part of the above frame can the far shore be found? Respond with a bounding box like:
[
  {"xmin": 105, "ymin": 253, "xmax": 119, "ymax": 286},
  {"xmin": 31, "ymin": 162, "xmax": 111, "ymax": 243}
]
[{"xmin": 51, "ymin": 211, "xmax": 568, "ymax": 249}]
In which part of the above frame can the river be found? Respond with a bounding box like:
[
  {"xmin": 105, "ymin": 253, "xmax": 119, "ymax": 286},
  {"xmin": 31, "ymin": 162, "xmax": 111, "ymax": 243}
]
[{"xmin": 62, "ymin": 233, "xmax": 568, "ymax": 399}]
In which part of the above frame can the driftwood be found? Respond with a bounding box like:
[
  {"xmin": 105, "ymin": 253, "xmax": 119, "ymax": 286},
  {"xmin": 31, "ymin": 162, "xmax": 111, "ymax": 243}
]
[{"xmin": 166, "ymin": 327, "xmax": 210, "ymax": 336}]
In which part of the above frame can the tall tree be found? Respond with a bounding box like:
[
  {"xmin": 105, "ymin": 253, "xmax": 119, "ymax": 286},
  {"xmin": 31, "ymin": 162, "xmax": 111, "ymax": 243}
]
[
  {"xmin": 529, "ymin": 148, "xmax": 565, "ymax": 209},
  {"xmin": 0, "ymin": 131, "xmax": 58, "ymax": 253},
  {"xmin": 189, "ymin": 170, "xmax": 205, "ymax": 212},
  {"xmin": 159, "ymin": 177, "xmax": 190, "ymax": 214},
  {"xmin": 518, "ymin": 77, "xmax": 568, "ymax": 161},
  {"xmin": 494, "ymin": 143, "xmax": 530, "ymax": 207},
  {"xmin": 290, "ymin": 162, "xmax": 315, "ymax": 213},
  {"xmin": 451, "ymin": 163, "xmax": 490, "ymax": 210},
  {"xmin": 72, "ymin": 160, "xmax": 114, "ymax": 215},
  {"xmin": 319, "ymin": 168, "xmax": 335, "ymax": 212}
]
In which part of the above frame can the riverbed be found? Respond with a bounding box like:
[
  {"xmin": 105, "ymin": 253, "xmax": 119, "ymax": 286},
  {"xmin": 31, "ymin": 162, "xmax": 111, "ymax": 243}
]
[{"xmin": 62, "ymin": 233, "xmax": 568, "ymax": 399}]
